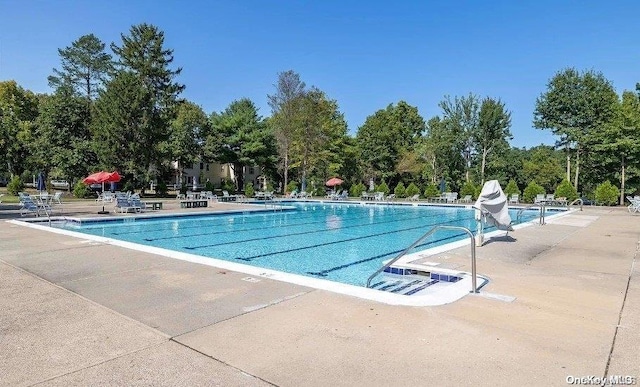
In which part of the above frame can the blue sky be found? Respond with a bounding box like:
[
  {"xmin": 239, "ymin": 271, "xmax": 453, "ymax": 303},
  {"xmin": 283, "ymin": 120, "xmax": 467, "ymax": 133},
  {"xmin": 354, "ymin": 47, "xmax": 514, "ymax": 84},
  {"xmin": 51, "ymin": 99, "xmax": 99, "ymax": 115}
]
[{"xmin": 1, "ymin": 1, "xmax": 638, "ymax": 147}]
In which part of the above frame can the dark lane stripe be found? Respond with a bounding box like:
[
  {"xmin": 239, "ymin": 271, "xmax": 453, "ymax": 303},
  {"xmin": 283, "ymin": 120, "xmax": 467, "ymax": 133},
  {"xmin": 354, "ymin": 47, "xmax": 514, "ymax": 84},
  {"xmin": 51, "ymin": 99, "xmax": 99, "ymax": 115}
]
[
  {"xmin": 305, "ymin": 232, "xmax": 463, "ymax": 277},
  {"xmin": 144, "ymin": 205, "xmax": 452, "ymax": 242},
  {"xmin": 234, "ymin": 215, "xmax": 471, "ymax": 261},
  {"xmin": 182, "ymin": 211, "xmax": 453, "ymax": 250},
  {"xmin": 306, "ymin": 222, "xmax": 505, "ymax": 278}
]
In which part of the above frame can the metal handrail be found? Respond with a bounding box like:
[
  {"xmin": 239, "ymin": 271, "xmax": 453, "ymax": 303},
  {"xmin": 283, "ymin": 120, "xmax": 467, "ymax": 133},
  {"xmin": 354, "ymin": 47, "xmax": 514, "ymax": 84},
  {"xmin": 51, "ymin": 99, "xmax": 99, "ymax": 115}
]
[
  {"xmin": 366, "ymin": 225, "xmax": 478, "ymax": 293},
  {"xmin": 569, "ymin": 198, "xmax": 583, "ymax": 211},
  {"xmin": 517, "ymin": 204, "xmax": 546, "ymax": 225}
]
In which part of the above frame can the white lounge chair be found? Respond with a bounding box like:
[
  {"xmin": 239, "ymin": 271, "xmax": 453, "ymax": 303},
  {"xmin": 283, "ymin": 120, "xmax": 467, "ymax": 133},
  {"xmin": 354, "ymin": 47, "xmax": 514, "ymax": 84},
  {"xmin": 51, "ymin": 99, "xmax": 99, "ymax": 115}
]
[
  {"xmin": 409, "ymin": 194, "xmax": 419, "ymax": 201},
  {"xmin": 509, "ymin": 194, "xmax": 519, "ymax": 204},
  {"xmin": 458, "ymin": 194, "xmax": 472, "ymax": 203},
  {"xmin": 534, "ymin": 194, "xmax": 546, "ymax": 204},
  {"xmin": 627, "ymin": 196, "xmax": 640, "ymax": 213}
]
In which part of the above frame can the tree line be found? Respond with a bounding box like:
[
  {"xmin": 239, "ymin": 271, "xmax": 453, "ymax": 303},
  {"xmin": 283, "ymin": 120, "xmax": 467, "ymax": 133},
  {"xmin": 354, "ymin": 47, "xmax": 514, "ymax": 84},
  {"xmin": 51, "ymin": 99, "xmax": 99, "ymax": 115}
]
[{"xmin": 1, "ymin": 24, "xmax": 638, "ymax": 204}]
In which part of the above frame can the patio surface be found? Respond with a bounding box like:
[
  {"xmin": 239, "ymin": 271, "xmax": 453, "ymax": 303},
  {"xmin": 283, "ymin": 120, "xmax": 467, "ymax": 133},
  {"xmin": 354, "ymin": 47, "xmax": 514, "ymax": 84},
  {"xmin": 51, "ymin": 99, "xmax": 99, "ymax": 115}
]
[{"xmin": 0, "ymin": 200, "xmax": 638, "ymax": 386}]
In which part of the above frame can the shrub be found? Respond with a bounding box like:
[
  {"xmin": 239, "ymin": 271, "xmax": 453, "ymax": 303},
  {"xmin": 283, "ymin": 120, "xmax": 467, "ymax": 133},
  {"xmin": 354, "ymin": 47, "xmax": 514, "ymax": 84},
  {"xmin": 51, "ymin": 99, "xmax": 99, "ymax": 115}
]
[
  {"xmin": 406, "ymin": 183, "xmax": 420, "ymax": 198},
  {"xmin": 554, "ymin": 179, "xmax": 578, "ymax": 201},
  {"xmin": 375, "ymin": 181, "xmax": 390, "ymax": 195},
  {"xmin": 424, "ymin": 184, "xmax": 439, "ymax": 198},
  {"xmin": 460, "ymin": 181, "xmax": 476, "ymax": 199},
  {"xmin": 122, "ymin": 180, "xmax": 135, "ymax": 193},
  {"xmin": 474, "ymin": 185, "xmax": 483, "ymax": 199},
  {"xmin": 7, "ymin": 176, "xmax": 24, "ymax": 195},
  {"xmin": 286, "ymin": 181, "xmax": 298, "ymax": 193},
  {"xmin": 156, "ymin": 181, "xmax": 168, "ymax": 196},
  {"xmin": 394, "ymin": 182, "xmax": 406, "ymax": 198},
  {"xmin": 349, "ymin": 182, "xmax": 366, "ymax": 197},
  {"xmin": 244, "ymin": 182, "xmax": 255, "ymax": 197},
  {"xmin": 595, "ymin": 181, "xmax": 619, "ymax": 205},
  {"xmin": 222, "ymin": 179, "xmax": 235, "ymax": 194},
  {"xmin": 73, "ymin": 181, "xmax": 91, "ymax": 198},
  {"xmin": 522, "ymin": 180, "xmax": 545, "ymax": 203},
  {"xmin": 204, "ymin": 180, "xmax": 215, "ymax": 192},
  {"xmin": 504, "ymin": 179, "xmax": 520, "ymax": 197}
]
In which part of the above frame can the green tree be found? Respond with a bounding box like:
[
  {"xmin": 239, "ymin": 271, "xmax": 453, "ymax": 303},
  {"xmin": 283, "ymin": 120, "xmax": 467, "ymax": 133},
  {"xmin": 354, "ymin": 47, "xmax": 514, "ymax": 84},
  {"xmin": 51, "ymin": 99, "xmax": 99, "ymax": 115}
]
[
  {"xmin": 522, "ymin": 181, "xmax": 545, "ymax": 203},
  {"xmin": 504, "ymin": 179, "xmax": 520, "ymax": 197},
  {"xmin": 475, "ymin": 97, "xmax": 512, "ymax": 184},
  {"xmin": 290, "ymin": 88, "xmax": 349, "ymax": 189},
  {"xmin": 0, "ymin": 81, "xmax": 39, "ymax": 178},
  {"xmin": 417, "ymin": 116, "xmax": 464, "ymax": 185},
  {"xmin": 594, "ymin": 181, "xmax": 619, "ymax": 205},
  {"xmin": 438, "ymin": 93, "xmax": 479, "ymax": 182},
  {"xmin": 534, "ymin": 68, "xmax": 618, "ymax": 190},
  {"xmin": 375, "ymin": 180, "xmax": 390, "ymax": 195},
  {"xmin": 107, "ymin": 24, "xmax": 184, "ymax": 186},
  {"xmin": 591, "ymin": 91, "xmax": 640, "ymax": 204},
  {"xmin": 405, "ymin": 182, "xmax": 420, "ymax": 198},
  {"xmin": 357, "ymin": 101, "xmax": 425, "ymax": 184},
  {"xmin": 555, "ymin": 179, "xmax": 578, "ymax": 201},
  {"xmin": 165, "ymin": 101, "xmax": 207, "ymax": 186},
  {"xmin": 206, "ymin": 98, "xmax": 276, "ymax": 190},
  {"xmin": 48, "ymin": 33, "xmax": 113, "ymax": 103},
  {"xmin": 33, "ymin": 86, "xmax": 96, "ymax": 186},
  {"xmin": 268, "ymin": 70, "xmax": 306, "ymax": 193},
  {"xmin": 394, "ymin": 182, "xmax": 406, "ymax": 198},
  {"xmin": 424, "ymin": 184, "xmax": 439, "ymax": 198},
  {"xmin": 93, "ymin": 72, "xmax": 152, "ymax": 179},
  {"xmin": 460, "ymin": 181, "xmax": 477, "ymax": 199},
  {"xmin": 522, "ymin": 145, "xmax": 564, "ymax": 192}
]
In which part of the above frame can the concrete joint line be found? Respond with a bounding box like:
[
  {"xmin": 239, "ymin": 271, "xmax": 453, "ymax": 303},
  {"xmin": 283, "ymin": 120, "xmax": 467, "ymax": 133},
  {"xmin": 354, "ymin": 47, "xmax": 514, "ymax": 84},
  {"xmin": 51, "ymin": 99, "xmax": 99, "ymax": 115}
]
[
  {"xmin": 603, "ymin": 240, "xmax": 638, "ymax": 378},
  {"xmin": 0, "ymin": 259, "xmax": 171, "ymax": 339},
  {"xmin": 168, "ymin": 338, "xmax": 278, "ymax": 387},
  {"xmin": 30, "ymin": 342, "xmax": 169, "ymax": 386}
]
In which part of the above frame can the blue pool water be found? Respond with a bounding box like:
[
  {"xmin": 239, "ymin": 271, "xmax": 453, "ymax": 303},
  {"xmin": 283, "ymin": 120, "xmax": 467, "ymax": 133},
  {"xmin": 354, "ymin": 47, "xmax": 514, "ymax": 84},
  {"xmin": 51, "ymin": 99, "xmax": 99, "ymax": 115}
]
[{"xmin": 56, "ymin": 202, "xmax": 541, "ymax": 287}]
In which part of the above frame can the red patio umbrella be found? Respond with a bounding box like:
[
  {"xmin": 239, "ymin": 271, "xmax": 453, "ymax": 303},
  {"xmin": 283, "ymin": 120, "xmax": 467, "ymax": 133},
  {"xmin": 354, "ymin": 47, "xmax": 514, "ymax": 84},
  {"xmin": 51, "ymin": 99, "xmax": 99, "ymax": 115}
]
[
  {"xmin": 83, "ymin": 171, "xmax": 122, "ymax": 214},
  {"xmin": 325, "ymin": 177, "xmax": 344, "ymax": 187}
]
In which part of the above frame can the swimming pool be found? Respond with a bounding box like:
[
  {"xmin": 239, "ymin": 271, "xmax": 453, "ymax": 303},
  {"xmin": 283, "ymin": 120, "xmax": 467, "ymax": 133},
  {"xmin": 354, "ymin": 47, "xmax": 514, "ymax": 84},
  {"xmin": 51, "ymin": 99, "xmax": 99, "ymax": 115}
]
[{"xmin": 54, "ymin": 202, "xmax": 541, "ymax": 287}]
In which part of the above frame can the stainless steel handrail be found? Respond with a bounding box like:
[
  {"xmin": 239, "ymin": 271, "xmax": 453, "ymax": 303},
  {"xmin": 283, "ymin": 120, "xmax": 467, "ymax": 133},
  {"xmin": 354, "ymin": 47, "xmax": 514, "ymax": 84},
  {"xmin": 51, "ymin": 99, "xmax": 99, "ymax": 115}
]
[
  {"xmin": 569, "ymin": 198, "xmax": 583, "ymax": 211},
  {"xmin": 517, "ymin": 204, "xmax": 546, "ymax": 225},
  {"xmin": 365, "ymin": 225, "xmax": 478, "ymax": 293}
]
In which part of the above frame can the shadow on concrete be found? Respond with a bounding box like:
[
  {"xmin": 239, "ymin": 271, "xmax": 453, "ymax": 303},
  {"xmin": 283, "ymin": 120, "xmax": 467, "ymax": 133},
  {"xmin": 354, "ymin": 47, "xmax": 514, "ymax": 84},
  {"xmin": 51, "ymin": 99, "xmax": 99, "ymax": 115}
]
[{"xmin": 483, "ymin": 234, "xmax": 517, "ymax": 246}]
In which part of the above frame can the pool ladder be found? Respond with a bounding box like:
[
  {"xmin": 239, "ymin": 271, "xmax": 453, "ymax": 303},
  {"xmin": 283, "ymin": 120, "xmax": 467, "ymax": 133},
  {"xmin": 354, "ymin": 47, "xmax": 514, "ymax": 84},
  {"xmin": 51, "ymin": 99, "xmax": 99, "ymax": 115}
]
[
  {"xmin": 516, "ymin": 204, "xmax": 547, "ymax": 225},
  {"xmin": 366, "ymin": 225, "xmax": 478, "ymax": 294}
]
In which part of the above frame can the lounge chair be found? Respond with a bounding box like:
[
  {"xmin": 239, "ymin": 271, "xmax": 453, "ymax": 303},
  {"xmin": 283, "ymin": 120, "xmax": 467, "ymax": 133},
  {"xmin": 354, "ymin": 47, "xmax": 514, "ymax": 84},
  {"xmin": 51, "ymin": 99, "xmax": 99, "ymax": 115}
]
[
  {"xmin": 19, "ymin": 195, "xmax": 51, "ymax": 217},
  {"xmin": 0, "ymin": 193, "xmax": 3, "ymax": 203},
  {"xmin": 336, "ymin": 190, "xmax": 348, "ymax": 200},
  {"xmin": 386, "ymin": 194, "xmax": 395, "ymax": 201},
  {"xmin": 458, "ymin": 194, "xmax": 472, "ymax": 203},
  {"xmin": 509, "ymin": 194, "xmax": 519, "ymax": 204},
  {"xmin": 534, "ymin": 194, "xmax": 546, "ymax": 204},
  {"xmin": 627, "ymin": 196, "xmax": 640, "ymax": 213},
  {"xmin": 409, "ymin": 194, "xmax": 419, "ymax": 201},
  {"xmin": 374, "ymin": 192, "xmax": 384, "ymax": 201},
  {"xmin": 446, "ymin": 192, "xmax": 458, "ymax": 203},
  {"xmin": 114, "ymin": 197, "xmax": 140, "ymax": 213},
  {"xmin": 52, "ymin": 192, "xmax": 63, "ymax": 204}
]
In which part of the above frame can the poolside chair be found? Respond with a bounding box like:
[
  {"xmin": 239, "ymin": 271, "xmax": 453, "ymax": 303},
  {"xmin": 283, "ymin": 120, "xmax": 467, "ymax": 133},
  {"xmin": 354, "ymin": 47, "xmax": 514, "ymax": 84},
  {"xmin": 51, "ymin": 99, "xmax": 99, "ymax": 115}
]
[
  {"xmin": 374, "ymin": 192, "xmax": 384, "ymax": 201},
  {"xmin": 19, "ymin": 195, "xmax": 50, "ymax": 217},
  {"xmin": 446, "ymin": 192, "xmax": 458, "ymax": 203},
  {"xmin": 0, "ymin": 193, "xmax": 3, "ymax": 203},
  {"xmin": 534, "ymin": 194, "xmax": 546, "ymax": 204},
  {"xmin": 336, "ymin": 190, "xmax": 348, "ymax": 200},
  {"xmin": 509, "ymin": 194, "xmax": 519, "ymax": 204},
  {"xmin": 129, "ymin": 197, "xmax": 146, "ymax": 212},
  {"xmin": 409, "ymin": 194, "xmax": 420, "ymax": 201},
  {"xmin": 459, "ymin": 194, "xmax": 472, "ymax": 203},
  {"xmin": 204, "ymin": 191, "xmax": 218, "ymax": 201},
  {"xmin": 627, "ymin": 196, "xmax": 640, "ymax": 213},
  {"xmin": 114, "ymin": 197, "xmax": 139, "ymax": 213},
  {"xmin": 545, "ymin": 194, "xmax": 555, "ymax": 202},
  {"xmin": 386, "ymin": 194, "xmax": 395, "ymax": 201}
]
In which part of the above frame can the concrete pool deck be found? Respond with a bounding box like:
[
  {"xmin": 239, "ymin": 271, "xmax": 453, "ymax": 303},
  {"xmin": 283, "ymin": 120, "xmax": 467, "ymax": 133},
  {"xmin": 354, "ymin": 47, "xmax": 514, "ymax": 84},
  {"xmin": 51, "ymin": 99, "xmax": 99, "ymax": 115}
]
[{"xmin": 1, "ymin": 203, "xmax": 638, "ymax": 386}]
